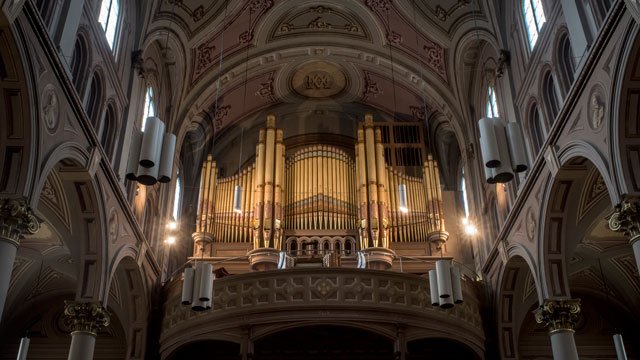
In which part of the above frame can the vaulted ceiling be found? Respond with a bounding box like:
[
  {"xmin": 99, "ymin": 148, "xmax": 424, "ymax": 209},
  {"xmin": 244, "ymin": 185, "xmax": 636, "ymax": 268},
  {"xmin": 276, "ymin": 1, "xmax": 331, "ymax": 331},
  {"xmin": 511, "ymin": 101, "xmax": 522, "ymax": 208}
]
[{"xmin": 143, "ymin": 0, "xmax": 496, "ymax": 168}]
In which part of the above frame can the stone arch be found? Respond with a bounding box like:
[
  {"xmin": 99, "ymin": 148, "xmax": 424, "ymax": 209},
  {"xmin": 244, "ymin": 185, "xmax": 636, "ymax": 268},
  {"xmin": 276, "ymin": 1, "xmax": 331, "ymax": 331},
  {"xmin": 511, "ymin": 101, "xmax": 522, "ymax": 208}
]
[
  {"xmin": 0, "ymin": 21, "xmax": 39, "ymax": 200},
  {"xmin": 165, "ymin": 339, "xmax": 240, "ymax": 360},
  {"xmin": 251, "ymin": 321, "xmax": 396, "ymax": 342},
  {"xmin": 611, "ymin": 20, "xmax": 640, "ymax": 197},
  {"xmin": 538, "ymin": 147, "xmax": 618, "ymax": 299},
  {"xmin": 106, "ymin": 254, "xmax": 149, "ymax": 359},
  {"xmin": 497, "ymin": 253, "xmax": 541, "ymax": 359},
  {"xmin": 71, "ymin": 26, "xmax": 92, "ymax": 93},
  {"xmin": 31, "ymin": 142, "xmax": 108, "ymax": 302},
  {"xmin": 553, "ymin": 27, "xmax": 575, "ymax": 94},
  {"xmin": 539, "ymin": 66, "xmax": 561, "ymax": 125}
]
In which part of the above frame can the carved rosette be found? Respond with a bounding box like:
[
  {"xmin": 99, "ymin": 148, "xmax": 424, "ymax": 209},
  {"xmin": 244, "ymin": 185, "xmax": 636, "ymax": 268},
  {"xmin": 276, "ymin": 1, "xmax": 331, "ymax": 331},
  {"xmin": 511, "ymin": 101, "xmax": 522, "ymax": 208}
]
[
  {"xmin": 607, "ymin": 200, "xmax": 640, "ymax": 244},
  {"xmin": 0, "ymin": 198, "xmax": 40, "ymax": 247},
  {"xmin": 534, "ymin": 299, "xmax": 581, "ymax": 334},
  {"xmin": 63, "ymin": 301, "xmax": 110, "ymax": 336}
]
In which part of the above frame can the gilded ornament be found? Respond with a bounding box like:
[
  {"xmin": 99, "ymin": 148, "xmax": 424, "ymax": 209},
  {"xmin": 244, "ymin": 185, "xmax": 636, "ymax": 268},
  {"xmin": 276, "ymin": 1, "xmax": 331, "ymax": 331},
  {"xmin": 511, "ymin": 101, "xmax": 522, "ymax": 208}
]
[
  {"xmin": 63, "ymin": 301, "xmax": 110, "ymax": 336},
  {"xmin": 534, "ymin": 298, "xmax": 581, "ymax": 334},
  {"xmin": 0, "ymin": 198, "xmax": 40, "ymax": 246},
  {"xmin": 607, "ymin": 200, "xmax": 640, "ymax": 243}
]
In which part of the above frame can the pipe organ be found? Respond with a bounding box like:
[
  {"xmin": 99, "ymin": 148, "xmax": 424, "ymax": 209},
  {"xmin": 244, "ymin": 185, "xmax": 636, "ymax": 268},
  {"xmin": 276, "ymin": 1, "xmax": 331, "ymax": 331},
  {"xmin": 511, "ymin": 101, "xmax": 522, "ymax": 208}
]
[{"xmin": 193, "ymin": 113, "xmax": 447, "ymax": 256}]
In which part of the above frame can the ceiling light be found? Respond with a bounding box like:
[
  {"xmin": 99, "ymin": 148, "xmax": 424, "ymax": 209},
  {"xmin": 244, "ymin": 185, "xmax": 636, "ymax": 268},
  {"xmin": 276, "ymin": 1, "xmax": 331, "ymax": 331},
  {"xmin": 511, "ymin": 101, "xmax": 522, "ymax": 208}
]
[{"xmin": 165, "ymin": 236, "xmax": 176, "ymax": 244}]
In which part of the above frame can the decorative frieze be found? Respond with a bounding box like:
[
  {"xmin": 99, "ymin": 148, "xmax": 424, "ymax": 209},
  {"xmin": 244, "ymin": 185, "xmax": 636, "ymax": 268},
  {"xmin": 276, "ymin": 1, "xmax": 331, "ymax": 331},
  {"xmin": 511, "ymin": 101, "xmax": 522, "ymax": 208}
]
[
  {"xmin": 0, "ymin": 198, "xmax": 40, "ymax": 247},
  {"xmin": 63, "ymin": 301, "xmax": 110, "ymax": 336},
  {"xmin": 534, "ymin": 299, "xmax": 581, "ymax": 334}
]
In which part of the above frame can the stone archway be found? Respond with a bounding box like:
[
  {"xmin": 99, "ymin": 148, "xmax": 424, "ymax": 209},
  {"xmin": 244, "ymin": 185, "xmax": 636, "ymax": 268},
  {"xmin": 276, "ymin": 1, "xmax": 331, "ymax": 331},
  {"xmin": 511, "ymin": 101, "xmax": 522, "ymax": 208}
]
[{"xmin": 253, "ymin": 325, "xmax": 394, "ymax": 360}]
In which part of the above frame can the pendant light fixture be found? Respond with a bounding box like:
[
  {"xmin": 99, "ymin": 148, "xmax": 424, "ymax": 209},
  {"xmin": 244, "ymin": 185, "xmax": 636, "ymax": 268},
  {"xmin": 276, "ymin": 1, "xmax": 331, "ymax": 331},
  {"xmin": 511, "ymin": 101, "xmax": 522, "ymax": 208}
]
[
  {"xmin": 17, "ymin": 335, "xmax": 29, "ymax": 360},
  {"xmin": 598, "ymin": 259, "xmax": 628, "ymax": 360},
  {"xmin": 125, "ymin": 1, "xmax": 177, "ymax": 186}
]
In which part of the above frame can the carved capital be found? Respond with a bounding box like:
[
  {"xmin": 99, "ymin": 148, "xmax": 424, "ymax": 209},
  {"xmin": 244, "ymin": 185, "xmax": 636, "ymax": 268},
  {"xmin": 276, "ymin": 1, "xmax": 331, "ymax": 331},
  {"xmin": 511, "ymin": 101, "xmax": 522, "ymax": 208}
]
[
  {"xmin": 63, "ymin": 301, "xmax": 110, "ymax": 336},
  {"xmin": 607, "ymin": 200, "xmax": 640, "ymax": 244},
  {"xmin": 534, "ymin": 299, "xmax": 581, "ymax": 334},
  {"xmin": 0, "ymin": 198, "xmax": 40, "ymax": 247}
]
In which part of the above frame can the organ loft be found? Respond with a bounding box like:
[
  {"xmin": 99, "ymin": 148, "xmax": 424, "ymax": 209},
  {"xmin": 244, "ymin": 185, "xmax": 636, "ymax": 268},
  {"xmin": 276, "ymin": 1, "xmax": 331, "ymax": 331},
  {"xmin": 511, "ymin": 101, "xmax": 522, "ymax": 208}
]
[{"xmin": 1, "ymin": 0, "xmax": 640, "ymax": 359}]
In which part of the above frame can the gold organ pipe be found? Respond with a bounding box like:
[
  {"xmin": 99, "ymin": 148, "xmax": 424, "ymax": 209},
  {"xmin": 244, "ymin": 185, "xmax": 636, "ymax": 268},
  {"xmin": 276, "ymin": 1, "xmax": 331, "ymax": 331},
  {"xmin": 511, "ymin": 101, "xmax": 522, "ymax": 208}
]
[
  {"xmin": 254, "ymin": 131, "xmax": 265, "ymax": 248},
  {"xmin": 364, "ymin": 116, "xmax": 379, "ymax": 246},
  {"xmin": 196, "ymin": 156, "xmax": 208, "ymax": 233},
  {"xmin": 263, "ymin": 117, "xmax": 276, "ymax": 247},
  {"xmin": 410, "ymin": 177, "xmax": 419, "ymax": 242},
  {"xmin": 274, "ymin": 129, "xmax": 284, "ymax": 249},
  {"xmin": 356, "ymin": 129, "xmax": 367, "ymax": 247},
  {"xmin": 387, "ymin": 167, "xmax": 395, "ymax": 243},
  {"xmin": 374, "ymin": 128, "xmax": 388, "ymax": 248}
]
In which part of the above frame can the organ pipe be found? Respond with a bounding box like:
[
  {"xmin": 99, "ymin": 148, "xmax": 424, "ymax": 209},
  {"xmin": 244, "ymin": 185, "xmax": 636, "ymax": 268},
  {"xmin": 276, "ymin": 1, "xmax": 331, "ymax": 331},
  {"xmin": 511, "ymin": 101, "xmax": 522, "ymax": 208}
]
[{"xmin": 192, "ymin": 115, "xmax": 447, "ymax": 251}]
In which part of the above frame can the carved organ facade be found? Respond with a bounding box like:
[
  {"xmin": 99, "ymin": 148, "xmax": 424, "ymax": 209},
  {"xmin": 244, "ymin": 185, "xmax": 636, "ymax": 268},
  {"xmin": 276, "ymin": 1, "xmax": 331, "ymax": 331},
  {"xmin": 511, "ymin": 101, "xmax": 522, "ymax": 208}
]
[{"xmin": 193, "ymin": 113, "xmax": 447, "ymax": 263}]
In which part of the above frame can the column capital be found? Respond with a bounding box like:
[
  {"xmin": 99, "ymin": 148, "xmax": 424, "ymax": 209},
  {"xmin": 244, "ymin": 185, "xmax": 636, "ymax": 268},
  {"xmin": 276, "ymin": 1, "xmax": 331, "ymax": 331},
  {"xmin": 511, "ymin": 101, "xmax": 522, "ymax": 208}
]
[
  {"xmin": 63, "ymin": 301, "xmax": 110, "ymax": 336},
  {"xmin": 534, "ymin": 298, "xmax": 581, "ymax": 334},
  {"xmin": 607, "ymin": 199, "xmax": 640, "ymax": 244},
  {"xmin": 0, "ymin": 198, "xmax": 40, "ymax": 247}
]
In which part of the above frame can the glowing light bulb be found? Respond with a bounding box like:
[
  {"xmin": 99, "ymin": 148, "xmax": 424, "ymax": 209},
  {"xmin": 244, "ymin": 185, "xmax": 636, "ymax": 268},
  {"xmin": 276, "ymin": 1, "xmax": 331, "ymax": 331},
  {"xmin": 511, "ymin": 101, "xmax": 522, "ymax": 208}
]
[
  {"xmin": 464, "ymin": 224, "xmax": 477, "ymax": 236},
  {"xmin": 167, "ymin": 221, "xmax": 177, "ymax": 230},
  {"xmin": 165, "ymin": 236, "xmax": 176, "ymax": 244}
]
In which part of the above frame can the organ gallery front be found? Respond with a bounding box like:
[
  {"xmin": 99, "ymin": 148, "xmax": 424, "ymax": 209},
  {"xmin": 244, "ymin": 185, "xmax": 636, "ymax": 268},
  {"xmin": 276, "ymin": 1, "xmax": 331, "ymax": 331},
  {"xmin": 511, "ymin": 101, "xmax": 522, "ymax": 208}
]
[{"xmin": 193, "ymin": 113, "xmax": 448, "ymax": 271}]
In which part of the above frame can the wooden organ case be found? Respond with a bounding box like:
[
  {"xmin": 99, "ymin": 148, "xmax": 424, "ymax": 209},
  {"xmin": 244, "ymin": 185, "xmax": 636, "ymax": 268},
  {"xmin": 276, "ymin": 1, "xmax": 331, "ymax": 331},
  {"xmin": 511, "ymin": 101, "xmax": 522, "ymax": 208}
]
[{"xmin": 193, "ymin": 113, "xmax": 448, "ymax": 267}]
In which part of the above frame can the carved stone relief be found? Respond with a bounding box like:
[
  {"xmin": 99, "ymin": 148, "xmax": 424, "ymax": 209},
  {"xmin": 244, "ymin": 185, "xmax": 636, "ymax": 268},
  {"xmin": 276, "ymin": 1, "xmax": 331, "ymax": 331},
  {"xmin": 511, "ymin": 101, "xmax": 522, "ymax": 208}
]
[
  {"xmin": 588, "ymin": 86, "xmax": 606, "ymax": 130},
  {"xmin": 526, "ymin": 207, "xmax": 536, "ymax": 242},
  {"xmin": 274, "ymin": 5, "xmax": 367, "ymax": 40},
  {"xmin": 41, "ymin": 85, "xmax": 59, "ymax": 134},
  {"xmin": 291, "ymin": 61, "xmax": 347, "ymax": 98},
  {"xmin": 108, "ymin": 208, "xmax": 119, "ymax": 244}
]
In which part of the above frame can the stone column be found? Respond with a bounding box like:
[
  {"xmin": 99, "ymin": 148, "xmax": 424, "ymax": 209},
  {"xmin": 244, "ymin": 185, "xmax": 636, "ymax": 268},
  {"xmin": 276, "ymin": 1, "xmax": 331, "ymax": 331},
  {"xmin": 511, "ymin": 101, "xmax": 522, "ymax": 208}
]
[
  {"xmin": 534, "ymin": 299, "xmax": 581, "ymax": 360},
  {"xmin": 240, "ymin": 327, "xmax": 254, "ymax": 360},
  {"xmin": 0, "ymin": 198, "xmax": 39, "ymax": 321},
  {"xmin": 63, "ymin": 301, "xmax": 110, "ymax": 360},
  {"xmin": 607, "ymin": 200, "xmax": 640, "ymax": 276}
]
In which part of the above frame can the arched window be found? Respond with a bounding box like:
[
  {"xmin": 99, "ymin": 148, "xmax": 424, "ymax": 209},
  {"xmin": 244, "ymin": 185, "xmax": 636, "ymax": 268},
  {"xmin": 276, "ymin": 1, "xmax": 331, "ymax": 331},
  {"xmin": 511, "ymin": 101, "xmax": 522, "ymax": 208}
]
[
  {"xmin": 557, "ymin": 34, "xmax": 575, "ymax": 91},
  {"xmin": 543, "ymin": 72, "xmax": 560, "ymax": 122},
  {"xmin": 141, "ymin": 86, "xmax": 155, "ymax": 130},
  {"xmin": 98, "ymin": 0, "xmax": 120, "ymax": 50},
  {"xmin": 173, "ymin": 171, "xmax": 181, "ymax": 220},
  {"xmin": 70, "ymin": 36, "xmax": 88, "ymax": 91},
  {"xmin": 523, "ymin": 0, "xmax": 547, "ymax": 50},
  {"xmin": 486, "ymin": 85, "xmax": 499, "ymax": 118},
  {"xmin": 530, "ymin": 104, "xmax": 545, "ymax": 154},
  {"xmin": 461, "ymin": 168, "xmax": 470, "ymax": 218},
  {"xmin": 85, "ymin": 72, "xmax": 102, "ymax": 127},
  {"xmin": 100, "ymin": 104, "xmax": 117, "ymax": 158}
]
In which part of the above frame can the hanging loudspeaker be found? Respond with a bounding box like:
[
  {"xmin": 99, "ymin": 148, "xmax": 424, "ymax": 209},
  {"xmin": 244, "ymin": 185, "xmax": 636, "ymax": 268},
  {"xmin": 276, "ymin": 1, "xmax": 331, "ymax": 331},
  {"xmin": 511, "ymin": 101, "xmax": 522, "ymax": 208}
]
[
  {"xmin": 136, "ymin": 162, "xmax": 160, "ymax": 186},
  {"xmin": 398, "ymin": 184, "xmax": 408, "ymax": 213},
  {"xmin": 492, "ymin": 119, "xmax": 514, "ymax": 183},
  {"xmin": 505, "ymin": 122, "xmax": 528, "ymax": 173},
  {"xmin": 478, "ymin": 117, "xmax": 501, "ymax": 168},
  {"xmin": 191, "ymin": 262, "xmax": 205, "ymax": 311},
  {"xmin": 429, "ymin": 269, "xmax": 439, "ymax": 306},
  {"xmin": 198, "ymin": 263, "xmax": 213, "ymax": 302},
  {"xmin": 139, "ymin": 117, "xmax": 165, "ymax": 168},
  {"xmin": 450, "ymin": 265, "xmax": 464, "ymax": 304},
  {"xmin": 181, "ymin": 267, "xmax": 195, "ymax": 305},
  {"xmin": 158, "ymin": 133, "xmax": 177, "ymax": 183},
  {"xmin": 439, "ymin": 294, "xmax": 454, "ymax": 309},
  {"xmin": 17, "ymin": 336, "xmax": 29, "ymax": 360},
  {"xmin": 125, "ymin": 130, "xmax": 143, "ymax": 180},
  {"xmin": 436, "ymin": 260, "xmax": 453, "ymax": 299},
  {"xmin": 613, "ymin": 333, "xmax": 628, "ymax": 360},
  {"xmin": 234, "ymin": 185, "xmax": 243, "ymax": 214}
]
